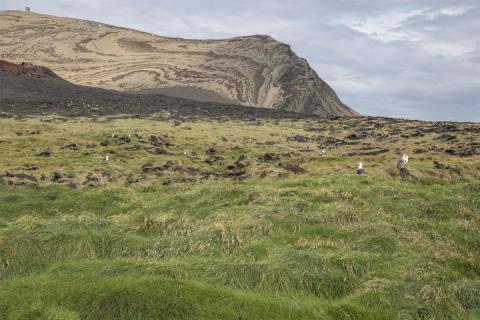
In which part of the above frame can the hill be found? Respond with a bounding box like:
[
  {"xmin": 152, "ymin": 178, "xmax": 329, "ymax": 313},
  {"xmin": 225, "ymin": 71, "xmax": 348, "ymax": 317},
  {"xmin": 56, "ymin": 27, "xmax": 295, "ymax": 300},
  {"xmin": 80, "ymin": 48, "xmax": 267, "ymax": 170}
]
[
  {"xmin": 0, "ymin": 10, "xmax": 359, "ymax": 116},
  {"xmin": 0, "ymin": 60, "xmax": 307, "ymax": 119}
]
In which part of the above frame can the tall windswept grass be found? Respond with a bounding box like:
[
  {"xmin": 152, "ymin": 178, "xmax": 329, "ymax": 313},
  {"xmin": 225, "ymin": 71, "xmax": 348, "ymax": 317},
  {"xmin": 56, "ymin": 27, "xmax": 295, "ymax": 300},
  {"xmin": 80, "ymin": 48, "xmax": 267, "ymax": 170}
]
[
  {"xmin": 0, "ymin": 175, "xmax": 479, "ymax": 319},
  {"xmin": 0, "ymin": 116, "xmax": 479, "ymax": 319}
]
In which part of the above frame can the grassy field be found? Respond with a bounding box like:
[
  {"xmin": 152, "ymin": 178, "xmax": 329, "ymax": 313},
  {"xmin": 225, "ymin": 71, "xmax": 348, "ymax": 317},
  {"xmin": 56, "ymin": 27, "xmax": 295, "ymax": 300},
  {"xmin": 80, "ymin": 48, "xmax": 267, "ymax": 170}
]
[{"xmin": 0, "ymin": 114, "xmax": 479, "ymax": 319}]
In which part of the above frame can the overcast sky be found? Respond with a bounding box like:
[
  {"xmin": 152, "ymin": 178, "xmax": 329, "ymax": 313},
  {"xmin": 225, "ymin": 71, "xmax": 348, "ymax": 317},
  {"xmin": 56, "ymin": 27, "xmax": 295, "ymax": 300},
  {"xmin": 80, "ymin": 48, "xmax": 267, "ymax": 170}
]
[{"xmin": 1, "ymin": 0, "xmax": 479, "ymax": 121}]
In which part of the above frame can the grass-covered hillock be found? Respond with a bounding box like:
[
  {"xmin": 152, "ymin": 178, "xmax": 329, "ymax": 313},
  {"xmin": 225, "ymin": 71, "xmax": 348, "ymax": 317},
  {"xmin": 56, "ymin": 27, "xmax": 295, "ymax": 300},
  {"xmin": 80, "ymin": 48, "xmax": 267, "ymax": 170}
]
[{"xmin": 0, "ymin": 114, "xmax": 479, "ymax": 319}]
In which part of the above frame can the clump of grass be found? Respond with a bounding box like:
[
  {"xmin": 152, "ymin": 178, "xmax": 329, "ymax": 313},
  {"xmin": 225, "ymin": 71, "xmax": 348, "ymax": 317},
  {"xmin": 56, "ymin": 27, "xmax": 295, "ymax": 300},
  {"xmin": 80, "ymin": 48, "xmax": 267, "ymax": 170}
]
[{"xmin": 135, "ymin": 213, "xmax": 194, "ymax": 237}]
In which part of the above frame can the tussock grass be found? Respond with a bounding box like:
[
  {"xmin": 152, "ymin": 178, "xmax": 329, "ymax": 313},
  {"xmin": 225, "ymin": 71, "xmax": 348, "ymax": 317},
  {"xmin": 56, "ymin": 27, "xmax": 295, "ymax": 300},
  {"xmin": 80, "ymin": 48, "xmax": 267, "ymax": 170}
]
[
  {"xmin": 0, "ymin": 116, "xmax": 479, "ymax": 319},
  {"xmin": 0, "ymin": 176, "xmax": 478, "ymax": 319}
]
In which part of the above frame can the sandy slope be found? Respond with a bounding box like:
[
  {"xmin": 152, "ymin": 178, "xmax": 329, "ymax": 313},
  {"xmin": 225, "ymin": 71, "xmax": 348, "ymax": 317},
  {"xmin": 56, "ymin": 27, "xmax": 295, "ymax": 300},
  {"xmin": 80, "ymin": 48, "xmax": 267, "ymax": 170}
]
[
  {"xmin": 0, "ymin": 60, "xmax": 309, "ymax": 119},
  {"xmin": 0, "ymin": 10, "xmax": 358, "ymax": 116}
]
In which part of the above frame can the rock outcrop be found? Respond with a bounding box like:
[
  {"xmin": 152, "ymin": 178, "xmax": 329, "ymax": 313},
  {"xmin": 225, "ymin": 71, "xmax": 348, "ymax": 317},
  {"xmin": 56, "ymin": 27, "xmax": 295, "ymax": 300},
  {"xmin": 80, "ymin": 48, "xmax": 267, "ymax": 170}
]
[
  {"xmin": 0, "ymin": 10, "xmax": 359, "ymax": 116},
  {"xmin": 0, "ymin": 60, "xmax": 56, "ymax": 78}
]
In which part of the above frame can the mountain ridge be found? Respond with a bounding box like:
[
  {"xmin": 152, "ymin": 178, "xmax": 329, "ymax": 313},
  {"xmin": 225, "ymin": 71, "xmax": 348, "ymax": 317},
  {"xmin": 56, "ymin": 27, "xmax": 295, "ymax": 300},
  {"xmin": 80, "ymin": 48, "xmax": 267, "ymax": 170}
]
[{"xmin": 0, "ymin": 10, "xmax": 359, "ymax": 116}]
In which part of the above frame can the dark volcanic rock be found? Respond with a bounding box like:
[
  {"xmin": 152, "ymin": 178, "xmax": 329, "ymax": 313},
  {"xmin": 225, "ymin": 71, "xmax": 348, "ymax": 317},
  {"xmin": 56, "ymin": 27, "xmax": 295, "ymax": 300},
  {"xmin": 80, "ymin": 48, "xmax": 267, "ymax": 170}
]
[
  {"xmin": 21, "ymin": 164, "xmax": 39, "ymax": 171},
  {"xmin": 126, "ymin": 175, "xmax": 147, "ymax": 185},
  {"xmin": 278, "ymin": 163, "xmax": 306, "ymax": 174},
  {"xmin": 436, "ymin": 134, "xmax": 457, "ymax": 142},
  {"xmin": 83, "ymin": 173, "xmax": 101, "ymax": 187},
  {"xmin": 142, "ymin": 162, "xmax": 165, "ymax": 174},
  {"xmin": 295, "ymin": 202, "xmax": 306, "ymax": 212},
  {"xmin": 399, "ymin": 167, "xmax": 413, "ymax": 179},
  {"xmin": 51, "ymin": 172, "xmax": 63, "ymax": 182},
  {"xmin": 444, "ymin": 148, "xmax": 477, "ymax": 157},
  {"xmin": 204, "ymin": 156, "xmax": 224, "ymax": 165},
  {"xmin": 433, "ymin": 161, "xmax": 462, "ymax": 177},
  {"xmin": 287, "ymin": 135, "xmax": 310, "ymax": 143},
  {"xmin": 37, "ymin": 151, "xmax": 52, "ymax": 157},
  {"xmin": 346, "ymin": 133, "xmax": 368, "ymax": 140},
  {"xmin": 316, "ymin": 136, "xmax": 358, "ymax": 147},
  {"xmin": 344, "ymin": 149, "xmax": 389, "ymax": 157},
  {"xmin": 149, "ymin": 135, "xmax": 171, "ymax": 147},
  {"xmin": 118, "ymin": 136, "xmax": 131, "ymax": 144},
  {"xmin": 62, "ymin": 143, "xmax": 78, "ymax": 150},
  {"xmin": 413, "ymin": 149, "xmax": 427, "ymax": 154},
  {"xmin": 206, "ymin": 147, "xmax": 217, "ymax": 155},
  {"xmin": 148, "ymin": 148, "xmax": 172, "ymax": 155},
  {"xmin": 258, "ymin": 153, "xmax": 280, "ymax": 163},
  {"xmin": 0, "ymin": 172, "xmax": 38, "ymax": 186}
]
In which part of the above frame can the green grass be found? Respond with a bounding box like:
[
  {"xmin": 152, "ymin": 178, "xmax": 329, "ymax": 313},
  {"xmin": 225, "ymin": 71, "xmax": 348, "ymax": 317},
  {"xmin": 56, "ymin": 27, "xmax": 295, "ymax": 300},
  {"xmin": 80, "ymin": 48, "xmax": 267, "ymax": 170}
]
[
  {"xmin": 0, "ymin": 116, "xmax": 479, "ymax": 319},
  {"xmin": 0, "ymin": 176, "xmax": 479, "ymax": 319}
]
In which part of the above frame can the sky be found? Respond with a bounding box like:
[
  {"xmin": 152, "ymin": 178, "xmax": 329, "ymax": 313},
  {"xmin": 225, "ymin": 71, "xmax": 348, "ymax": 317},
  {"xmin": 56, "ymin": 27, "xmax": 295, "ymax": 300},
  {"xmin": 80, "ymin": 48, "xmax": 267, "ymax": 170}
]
[{"xmin": 1, "ymin": 0, "xmax": 479, "ymax": 121}]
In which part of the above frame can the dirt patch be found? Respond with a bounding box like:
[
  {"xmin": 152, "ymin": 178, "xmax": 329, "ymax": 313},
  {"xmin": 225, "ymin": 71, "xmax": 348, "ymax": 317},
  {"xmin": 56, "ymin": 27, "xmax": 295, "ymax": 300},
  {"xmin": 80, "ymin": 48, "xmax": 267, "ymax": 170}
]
[{"xmin": 0, "ymin": 172, "xmax": 38, "ymax": 186}]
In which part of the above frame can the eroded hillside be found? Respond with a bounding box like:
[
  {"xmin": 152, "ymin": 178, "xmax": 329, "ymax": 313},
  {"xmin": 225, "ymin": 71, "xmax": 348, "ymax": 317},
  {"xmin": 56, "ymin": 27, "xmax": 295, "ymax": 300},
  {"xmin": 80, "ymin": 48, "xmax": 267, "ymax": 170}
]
[{"xmin": 0, "ymin": 10, "xmax": 358, "ymax": 116}]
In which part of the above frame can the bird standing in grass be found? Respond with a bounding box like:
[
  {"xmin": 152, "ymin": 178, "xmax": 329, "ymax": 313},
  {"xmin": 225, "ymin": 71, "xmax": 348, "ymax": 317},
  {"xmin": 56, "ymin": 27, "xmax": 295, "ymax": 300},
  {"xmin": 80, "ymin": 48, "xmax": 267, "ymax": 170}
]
[
  {"xmin": 397, "ymin": 154, "xmax": 408, "ymax": 168},
  {"xmin": 103, "ymin": 155, "xmax": 109, "ymax": 162},
  {"xmin": 397, "ymin": 154, "xmax": 411, "ymax": 177},
  {"xmin": 357, "ymin": 162, "xmax": 367, "ymax": 175}
]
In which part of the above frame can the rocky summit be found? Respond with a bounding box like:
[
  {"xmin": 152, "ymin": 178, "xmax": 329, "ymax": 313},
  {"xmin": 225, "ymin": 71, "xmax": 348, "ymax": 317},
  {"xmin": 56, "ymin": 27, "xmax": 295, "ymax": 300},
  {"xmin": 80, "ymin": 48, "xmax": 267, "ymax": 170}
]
[{"xmin": 0, "ymin": 10, "xmax": 358, "ymax": 116}]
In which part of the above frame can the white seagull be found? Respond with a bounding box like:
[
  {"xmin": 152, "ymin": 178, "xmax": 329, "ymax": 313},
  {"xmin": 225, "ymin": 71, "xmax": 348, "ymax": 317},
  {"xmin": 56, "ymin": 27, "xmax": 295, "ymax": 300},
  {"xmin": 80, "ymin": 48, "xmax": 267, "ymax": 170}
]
[
  {"xmin": 103, "ymin": 155, "xmax": 109, "ymax": 162},
  {"xmin": 397, "ymin": 154, "xmax": 408, "ymax": 168},
  {"xmin": 357, "ymin": 162, "xmax": 367, "ymax": 175}
]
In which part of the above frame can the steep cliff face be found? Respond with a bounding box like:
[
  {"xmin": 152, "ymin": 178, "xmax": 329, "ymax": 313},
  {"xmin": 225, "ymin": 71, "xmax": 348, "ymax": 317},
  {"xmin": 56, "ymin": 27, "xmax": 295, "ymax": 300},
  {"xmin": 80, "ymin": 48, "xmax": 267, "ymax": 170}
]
[{"xmin": 0, "ymin": 11, "xmax": 359, "ymax": 116}]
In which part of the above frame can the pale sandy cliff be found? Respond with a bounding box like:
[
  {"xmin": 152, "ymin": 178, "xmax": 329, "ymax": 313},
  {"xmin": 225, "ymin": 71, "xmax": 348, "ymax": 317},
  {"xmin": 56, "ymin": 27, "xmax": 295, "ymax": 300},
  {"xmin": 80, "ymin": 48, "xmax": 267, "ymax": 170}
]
[{"xmin": 0, "ymin": 10, "xmax": 359, "ymax": 116}]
